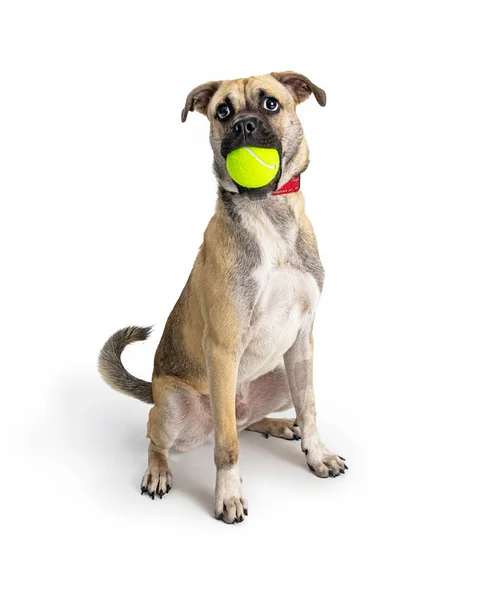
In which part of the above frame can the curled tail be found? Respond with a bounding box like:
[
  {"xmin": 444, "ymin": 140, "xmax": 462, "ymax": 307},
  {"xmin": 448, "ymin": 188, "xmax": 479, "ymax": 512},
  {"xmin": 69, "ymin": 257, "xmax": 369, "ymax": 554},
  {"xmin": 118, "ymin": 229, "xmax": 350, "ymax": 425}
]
[{"xmin": 98, "ymin": 325, "xmax": 154, "ymax": 404}]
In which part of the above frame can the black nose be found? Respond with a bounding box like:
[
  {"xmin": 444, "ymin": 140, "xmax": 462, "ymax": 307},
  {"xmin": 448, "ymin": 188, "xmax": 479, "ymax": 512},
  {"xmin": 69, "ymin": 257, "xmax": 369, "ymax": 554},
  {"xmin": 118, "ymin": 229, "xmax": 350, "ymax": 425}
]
[{"xmin": 232, "ymin": 117, "xmax": 258, "ymax": 137}]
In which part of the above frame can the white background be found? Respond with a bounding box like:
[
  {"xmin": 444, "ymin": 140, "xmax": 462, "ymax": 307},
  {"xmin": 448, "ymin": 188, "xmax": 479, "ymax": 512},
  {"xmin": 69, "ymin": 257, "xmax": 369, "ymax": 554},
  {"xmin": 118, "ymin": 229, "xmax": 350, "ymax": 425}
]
[{"xmin": 1, "ymin": 1, "xmax": 478, "ymax": 598}]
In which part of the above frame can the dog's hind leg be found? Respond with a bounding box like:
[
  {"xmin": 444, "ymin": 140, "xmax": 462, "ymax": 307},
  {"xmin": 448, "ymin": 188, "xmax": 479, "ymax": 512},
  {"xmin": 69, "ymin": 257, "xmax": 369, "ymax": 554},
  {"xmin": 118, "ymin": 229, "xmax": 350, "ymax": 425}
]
[
  {"xmin": 242, "ymin": 366, "xmax": 301, "ymax": 440},
  {"xmin": 140, "ymin": 376, "xmax": 210, "ymax": 499},
  {"xmin": 246, "ymin": 418, "xmax": 301, "ymax": 440},
  {"xmin": 141, "ymin": 440, "xmax": 173, "ymax": 500}
]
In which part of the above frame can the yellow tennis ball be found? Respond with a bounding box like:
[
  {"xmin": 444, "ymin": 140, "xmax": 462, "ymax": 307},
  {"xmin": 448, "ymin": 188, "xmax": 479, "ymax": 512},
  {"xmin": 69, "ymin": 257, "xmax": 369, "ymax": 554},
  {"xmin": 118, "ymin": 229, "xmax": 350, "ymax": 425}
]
[{"xmin": 226, "ymin": 146, "xmax": 280, "ymax": 189}]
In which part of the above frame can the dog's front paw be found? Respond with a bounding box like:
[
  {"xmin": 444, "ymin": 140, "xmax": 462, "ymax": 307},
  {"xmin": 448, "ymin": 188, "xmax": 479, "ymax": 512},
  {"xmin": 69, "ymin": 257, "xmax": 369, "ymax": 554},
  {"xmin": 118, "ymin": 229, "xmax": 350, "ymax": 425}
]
[
  {"xmin": 302, "ymin": 442, "xmax": 348, "ymax": 478},
  {"xmin": 215, "ymin": 465, "xmax": 248, "ymax": 524}
]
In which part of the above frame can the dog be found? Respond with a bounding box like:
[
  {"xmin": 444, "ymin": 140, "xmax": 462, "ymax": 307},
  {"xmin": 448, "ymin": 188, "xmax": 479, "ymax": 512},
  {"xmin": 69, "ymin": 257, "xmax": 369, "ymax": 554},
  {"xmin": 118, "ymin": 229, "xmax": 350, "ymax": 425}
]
[{"xmin": 98, "ymin": 71, "xmax": 347, "ymax": 524}]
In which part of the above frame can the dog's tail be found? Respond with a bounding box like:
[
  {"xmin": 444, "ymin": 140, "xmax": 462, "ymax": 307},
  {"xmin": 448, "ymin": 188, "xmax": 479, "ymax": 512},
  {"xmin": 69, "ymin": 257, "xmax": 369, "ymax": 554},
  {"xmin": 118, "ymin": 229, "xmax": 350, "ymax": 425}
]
[{"xmin": 98, "ymin": 326, "xmax": 154, "ymax": 404}]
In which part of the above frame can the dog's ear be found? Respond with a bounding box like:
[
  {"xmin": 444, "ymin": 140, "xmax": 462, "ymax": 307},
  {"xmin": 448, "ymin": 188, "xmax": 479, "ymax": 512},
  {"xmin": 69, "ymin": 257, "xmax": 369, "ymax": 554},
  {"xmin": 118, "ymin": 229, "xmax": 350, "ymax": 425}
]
[
  {"xmin": 271, "ymin": 71, "xmax": 326, "ymax": 107},
  {"xmin": 181, "ymin": 81, "xmax": 222, "ymax": 122}
]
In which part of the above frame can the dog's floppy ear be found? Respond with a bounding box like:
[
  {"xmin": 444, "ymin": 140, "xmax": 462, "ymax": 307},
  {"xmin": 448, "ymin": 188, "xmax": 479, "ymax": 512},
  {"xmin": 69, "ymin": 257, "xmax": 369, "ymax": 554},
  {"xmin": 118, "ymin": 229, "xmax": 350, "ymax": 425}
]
[
  {"xmin": 271, "ymin": 71, "xmax": 326, "ymax": 107},
  {"xmin": 181, "ymin": 81, "xmax": 222, "ymax": 122}
]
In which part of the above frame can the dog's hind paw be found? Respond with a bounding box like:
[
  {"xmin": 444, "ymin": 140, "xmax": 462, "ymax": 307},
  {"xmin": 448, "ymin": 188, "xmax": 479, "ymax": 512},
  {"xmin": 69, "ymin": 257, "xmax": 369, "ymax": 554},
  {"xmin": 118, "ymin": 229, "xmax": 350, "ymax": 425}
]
[
  {"xmin": 140, "ymin": 466, "xmax": 172, "ymax": 500},
  {"xmin": 246, "ymin": 417, "xmax": 301, "ymax": 440}
]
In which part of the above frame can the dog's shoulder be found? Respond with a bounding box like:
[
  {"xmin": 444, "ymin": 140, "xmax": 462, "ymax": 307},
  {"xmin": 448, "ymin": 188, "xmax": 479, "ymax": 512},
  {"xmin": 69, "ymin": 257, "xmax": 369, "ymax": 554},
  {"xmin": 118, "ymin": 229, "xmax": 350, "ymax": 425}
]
[
  {"xmin": 199, "ymin": 207, "xmax": 262, "ymax": 279},
  {"xmin": 294, "ymin": 213, "xmax": 325, "ymax": 293}
]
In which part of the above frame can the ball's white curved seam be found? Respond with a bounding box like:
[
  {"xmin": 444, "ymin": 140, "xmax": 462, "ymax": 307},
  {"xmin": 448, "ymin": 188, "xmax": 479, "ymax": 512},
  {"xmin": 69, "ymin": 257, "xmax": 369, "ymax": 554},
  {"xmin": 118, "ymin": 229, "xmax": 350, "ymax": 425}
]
[{"xmin": 243, "ymin": 147, "xmax": 278, "ymax": 169}]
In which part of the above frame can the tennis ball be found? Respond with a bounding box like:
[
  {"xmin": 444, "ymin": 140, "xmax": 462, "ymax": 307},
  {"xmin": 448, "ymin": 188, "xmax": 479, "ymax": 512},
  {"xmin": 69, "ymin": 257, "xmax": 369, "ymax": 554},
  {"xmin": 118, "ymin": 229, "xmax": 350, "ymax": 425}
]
[{"xmin": 226, "ymin": 146, "xmax": 280, "ymax": 189}]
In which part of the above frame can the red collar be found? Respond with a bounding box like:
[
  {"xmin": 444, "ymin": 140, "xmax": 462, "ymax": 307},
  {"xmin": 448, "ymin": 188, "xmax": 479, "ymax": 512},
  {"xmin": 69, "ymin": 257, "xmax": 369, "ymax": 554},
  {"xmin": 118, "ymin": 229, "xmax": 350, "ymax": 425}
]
[{"xmin": 272, "ymin": 175, "xmax": 300, "ymax": 196}]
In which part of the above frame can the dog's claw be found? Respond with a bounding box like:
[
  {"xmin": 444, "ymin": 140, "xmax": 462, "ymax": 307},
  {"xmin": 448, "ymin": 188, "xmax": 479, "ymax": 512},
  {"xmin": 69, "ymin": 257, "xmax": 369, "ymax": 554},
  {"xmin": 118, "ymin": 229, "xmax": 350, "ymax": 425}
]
[
  {"xmin": 141, "ymin": 487, "xmax": 146, "ymax": 495},
  {"xmin": 339, "ymin": 455, "xmax": 346, "ymax": 461},
  {"xmin": 166, "ymin": 484, "xmax": 171, "ymax": 493},
  {"xmin": 149, "ymin": 492, "xmax": 155, "ymax": 499},
  {"xmin": 293, "ymin": 434, "xmax": 300, "ymax": 441},
  {"xmin": 263, "ymin": 433, "xmax": 269, "ymax": 439},
  {"xmin": 344, "ymin": 464, "xmax": 349, "ymax": 470},
  {"xmin": 216, "ymin": 509, "xmax": 246, "ymax": 524}
]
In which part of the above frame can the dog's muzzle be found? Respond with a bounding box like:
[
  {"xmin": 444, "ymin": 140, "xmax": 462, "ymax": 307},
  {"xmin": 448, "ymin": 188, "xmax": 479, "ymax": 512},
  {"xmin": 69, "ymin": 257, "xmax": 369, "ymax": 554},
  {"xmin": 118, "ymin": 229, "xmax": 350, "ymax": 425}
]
[
  {"xmin": 220, "ymin": 113, "xmax": 283, "ymax": 199},
  {"xmin": 221, "ymin": 113, "xmax": 282, "ymax": 158}
]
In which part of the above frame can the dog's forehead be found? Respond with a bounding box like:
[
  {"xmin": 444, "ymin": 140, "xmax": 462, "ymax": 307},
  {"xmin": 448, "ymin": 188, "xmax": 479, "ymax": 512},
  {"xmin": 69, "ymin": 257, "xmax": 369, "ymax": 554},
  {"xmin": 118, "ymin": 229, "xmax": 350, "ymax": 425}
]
[
  {"xmin": 245, "ymin": 75, "xmax": 291, "ymax": 99},
  {"xmin": 212, "ymin": 75, "xmax": 292, "ymax": 108}
]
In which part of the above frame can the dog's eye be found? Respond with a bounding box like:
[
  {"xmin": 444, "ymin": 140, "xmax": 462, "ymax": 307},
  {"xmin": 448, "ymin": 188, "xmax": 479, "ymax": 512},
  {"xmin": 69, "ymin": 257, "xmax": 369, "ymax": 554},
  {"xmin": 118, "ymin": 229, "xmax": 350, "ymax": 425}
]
[
  {"xmin": 216, "ymin": 103, "xmax": 231, "ymax": 120},
  {"xmin": 263, "ymin": 97, "xmax": 280, "ymax": 112}
]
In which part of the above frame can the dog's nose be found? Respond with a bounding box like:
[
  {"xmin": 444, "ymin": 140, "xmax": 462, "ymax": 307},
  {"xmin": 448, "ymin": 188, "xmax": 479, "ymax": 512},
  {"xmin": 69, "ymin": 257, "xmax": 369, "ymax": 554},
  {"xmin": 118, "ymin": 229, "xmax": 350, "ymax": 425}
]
[{"xmin": 232, "ymin": 117, "xmax": 257, "ymax": 137}]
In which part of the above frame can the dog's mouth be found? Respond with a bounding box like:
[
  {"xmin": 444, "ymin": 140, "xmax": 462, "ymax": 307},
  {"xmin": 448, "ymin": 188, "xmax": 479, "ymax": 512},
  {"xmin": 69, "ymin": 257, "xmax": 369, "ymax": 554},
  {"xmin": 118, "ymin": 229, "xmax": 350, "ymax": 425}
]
[
  {"xmin": 225, "ymin": 148, "xmax": 282, "ymax": 200},
  {"xmin": 234, "ymin": 166, "xmax": 282, "ymax": 200},
  {"xmin": 223, "ymin": 146, "xmax": 283, "ymax": 200},
  {"xmin": 221, "ymin": 137, "xmax": 282, "ymax": 157},
  {"xmin": 220, "ymin": 118, "xmax": 283, "ymax": 200}
]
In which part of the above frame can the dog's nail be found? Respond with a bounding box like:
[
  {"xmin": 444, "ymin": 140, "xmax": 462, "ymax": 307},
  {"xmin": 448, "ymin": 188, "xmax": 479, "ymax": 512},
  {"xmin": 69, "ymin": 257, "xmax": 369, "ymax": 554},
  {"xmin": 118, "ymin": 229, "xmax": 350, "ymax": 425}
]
[
  {"xmin": 166, "ymin": 484, "xmax": 171, "ymax": 492},
  {"xmin": 303, "ymin": 448, "xmax": 308, "ymax": 455},
  {"xmin": 263, "ymin": 433, "xmax": 269, "ymax": 439},
  {"xmin": 158, "ymin": 490, "xmax": 164, "ymax": 499},
  {"xmin": 141, "ymin": 488, "xmax": 145, "ymax": 495},
  {"xmin": 244, "ymin": 509, "xmax": 248, "ymax": 516},
  {"xmin": 344, "ymin": 465, "xmax": 349, "ymax": 470},
  {"xmin": 238, "ymin": 516, "xmax": 244, "ymax": 522},
  {"xmin": 339, "ymin": 456, "xmax": 346, "ymax": 461},
  {"xmin": 308, "ymin": 464, "xmax": 315, "ymax": 473},
  {"xmin": 340, "ymin": 469, "xmax": 345, "ymax": 474},
  {"xmin": 293, "ymin": 434, "xmax": 300, "ymax": 441},
  {"xmin": 149, "ymin": 492, "xmax": 155, "ymax": 499}
]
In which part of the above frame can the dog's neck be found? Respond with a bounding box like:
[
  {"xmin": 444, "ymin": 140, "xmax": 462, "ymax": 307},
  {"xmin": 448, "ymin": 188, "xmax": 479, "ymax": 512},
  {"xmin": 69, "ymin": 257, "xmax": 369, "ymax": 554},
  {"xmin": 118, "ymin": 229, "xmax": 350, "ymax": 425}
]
[
  {"xmin": 217, "ymin": 174, "xmax": 302, "ymax": 211},
  {"xmin": 217, "ymin": 185, "xmax": 306, "ymax": 228},
  {"xmin": 272, "ymin": 176, "xmax": 301, "ymax": 196}
]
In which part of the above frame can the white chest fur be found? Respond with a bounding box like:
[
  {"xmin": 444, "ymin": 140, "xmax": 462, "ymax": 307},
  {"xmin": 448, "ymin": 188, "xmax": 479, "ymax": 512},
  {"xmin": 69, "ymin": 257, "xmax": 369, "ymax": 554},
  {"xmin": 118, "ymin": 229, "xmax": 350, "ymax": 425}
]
[
  {"xmin": 238, "ymin": 266, "xmax": 320, "ymax": 382},
  {"xmin": 237, "ymin": 204, "xmax": 320, "ymax": 383}
]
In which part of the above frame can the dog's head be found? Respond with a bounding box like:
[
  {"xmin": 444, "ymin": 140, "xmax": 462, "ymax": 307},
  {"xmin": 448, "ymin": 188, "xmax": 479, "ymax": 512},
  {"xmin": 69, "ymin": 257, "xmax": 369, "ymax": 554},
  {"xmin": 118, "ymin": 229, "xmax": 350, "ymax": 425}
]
[{"xmin": 181, "ymin": 72, "xmax": 326, "ymax": 200}]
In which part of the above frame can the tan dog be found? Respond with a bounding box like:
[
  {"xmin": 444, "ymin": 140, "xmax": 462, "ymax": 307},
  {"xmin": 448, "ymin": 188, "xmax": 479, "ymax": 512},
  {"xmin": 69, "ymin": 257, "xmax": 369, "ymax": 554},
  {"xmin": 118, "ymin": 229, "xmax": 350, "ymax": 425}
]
[{"xmin": 98, "ymin": 71, "xmax": 347, "ymax": 524}]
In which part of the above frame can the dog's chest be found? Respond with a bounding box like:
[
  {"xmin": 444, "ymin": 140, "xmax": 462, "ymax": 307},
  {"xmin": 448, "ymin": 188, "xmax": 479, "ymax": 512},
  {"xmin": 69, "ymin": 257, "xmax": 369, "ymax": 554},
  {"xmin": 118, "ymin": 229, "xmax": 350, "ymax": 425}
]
[{"xmin": 237, "ymin": 215, "xmax": 320, "ymax": 382}]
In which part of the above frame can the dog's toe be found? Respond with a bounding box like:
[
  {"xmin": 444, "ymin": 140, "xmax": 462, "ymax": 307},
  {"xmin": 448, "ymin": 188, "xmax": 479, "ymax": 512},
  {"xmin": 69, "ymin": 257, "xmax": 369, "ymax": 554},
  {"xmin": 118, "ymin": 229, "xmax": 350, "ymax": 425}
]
[
  {"xmin": 246, "ymin": 418, "xmax": 301, "ymax": 441},
  {"xmin": 140, "ymin": 467, "xmax": 173, "ymax": 500},
  {"xmin": 306, "ymin": 450, "xmax": 348, "ymax": 478},
  {"xmin": 215, "ymin": 497, "xmax": 248, "ymax": 524},
  {"xmin": 214, "ymin": 467, "xmax": 248, "ymax": 525}
]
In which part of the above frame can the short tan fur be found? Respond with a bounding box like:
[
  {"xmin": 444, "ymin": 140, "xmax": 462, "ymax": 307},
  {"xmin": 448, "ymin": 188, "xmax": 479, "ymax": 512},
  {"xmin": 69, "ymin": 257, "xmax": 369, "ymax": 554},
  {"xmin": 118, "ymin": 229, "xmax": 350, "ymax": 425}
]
[{"xmin": 98, "ymin": 72, "xmax": 347, "ymax": 524}]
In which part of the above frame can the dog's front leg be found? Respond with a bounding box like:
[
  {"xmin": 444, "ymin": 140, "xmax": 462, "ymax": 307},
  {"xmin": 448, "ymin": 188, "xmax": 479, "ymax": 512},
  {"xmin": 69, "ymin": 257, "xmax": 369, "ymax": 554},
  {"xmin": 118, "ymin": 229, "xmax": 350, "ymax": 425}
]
[
  {"xmin": 204, "ymin": 338, "xmax": 247, "ymax": 524},
  {"xmin": 284, "ymin": 329, "xmax": 347, "ymax": 478}
]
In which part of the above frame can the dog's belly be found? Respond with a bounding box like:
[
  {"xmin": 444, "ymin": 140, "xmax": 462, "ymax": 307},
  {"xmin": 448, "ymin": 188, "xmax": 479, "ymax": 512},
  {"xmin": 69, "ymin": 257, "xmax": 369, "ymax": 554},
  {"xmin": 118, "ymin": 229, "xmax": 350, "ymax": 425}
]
[{"xmin": 238, "ymin": 266, "xmax": 320, "ymax": 382}]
